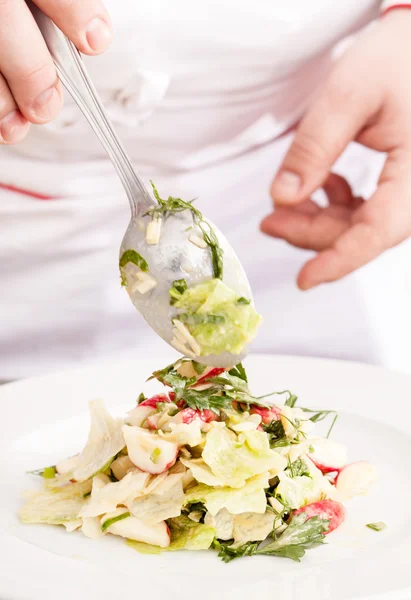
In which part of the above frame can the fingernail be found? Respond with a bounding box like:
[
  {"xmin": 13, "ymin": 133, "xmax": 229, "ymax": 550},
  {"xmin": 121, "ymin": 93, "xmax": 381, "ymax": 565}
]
[
  {"xmin": 33, "ymin": 86, "xmax": 61, "ymax": 120},
  {"xmin": 0, "ymin": 110, "xmax": 30, "ymax": 143},
  {"xmin": 86, "ymin": 18, "xmax": 113, "ymax": 52},
  {"xmin": 272, "ymin": 171, "xmax": 301, "ymax": 203}
]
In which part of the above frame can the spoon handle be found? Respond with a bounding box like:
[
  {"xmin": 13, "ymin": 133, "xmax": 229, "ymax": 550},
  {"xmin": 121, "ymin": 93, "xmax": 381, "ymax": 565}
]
[{"xmin": 26, "ymin": 1, "xmax": 154, "ymax": 215}]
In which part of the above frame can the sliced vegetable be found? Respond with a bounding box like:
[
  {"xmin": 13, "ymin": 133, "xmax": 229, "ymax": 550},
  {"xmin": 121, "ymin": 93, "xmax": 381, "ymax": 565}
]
[{"xmin": 293, "ymin": 500, "xmax": 346, "ymax": 534}]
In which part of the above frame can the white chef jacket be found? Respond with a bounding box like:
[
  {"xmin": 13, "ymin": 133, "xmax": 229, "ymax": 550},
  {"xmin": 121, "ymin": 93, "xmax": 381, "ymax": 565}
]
[{"xmin": 1, "ymin": 0, "xmax": 409, "ymax": 380}]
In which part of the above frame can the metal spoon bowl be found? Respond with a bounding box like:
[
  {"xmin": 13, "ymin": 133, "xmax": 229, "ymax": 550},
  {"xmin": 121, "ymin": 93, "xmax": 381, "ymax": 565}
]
[{"xmin": 28, "ymin": 2, "xmax": 253, "ymax": 368}]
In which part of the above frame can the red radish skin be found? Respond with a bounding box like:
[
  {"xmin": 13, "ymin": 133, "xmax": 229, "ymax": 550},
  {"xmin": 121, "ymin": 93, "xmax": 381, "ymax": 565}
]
[
  {"xmin": 195, "ymin": 367, "xmax": 225, "ymax": 385},
  {"xmin": 250, "ymin": 405, "xmax": 281, "ymax": 424},
  {"xmin": 293, "ymin": 500, "xmax": 346, "ymax": 534},
  {"xmin": 307, "ymin": 439, "xmax": 348, "ymax": 475},
  {"xmin": 179, "ymin": 408, "xmax": 218, "ymax": 424},
  {"xmin": 139, "ymin": 394, "xmax": 170, "ymax": 409}
]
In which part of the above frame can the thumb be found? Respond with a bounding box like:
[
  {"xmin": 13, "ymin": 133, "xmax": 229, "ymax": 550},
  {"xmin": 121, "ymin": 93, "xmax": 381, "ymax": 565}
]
[{"xmin": 271, "ymin": 73, "xmax": 380, "ymax": 206}]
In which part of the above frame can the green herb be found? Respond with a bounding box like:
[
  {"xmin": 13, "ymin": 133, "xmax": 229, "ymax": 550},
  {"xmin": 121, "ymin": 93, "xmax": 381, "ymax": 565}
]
[
  {"xmin": 178, "ymin": 313, "xmax": 225, "ymax": 326},
  {"xmin": 262, "ymin": 419, "xmax": 289, "ymax": 448},
  {"xmin": 213, "ymin": 514, "xmax": 328, "ymax": 563},
  {"xmin": 138, "ymin": 393, "xmax": 146, "ymax": 404},
  {"xmin": 213, "ymin": 540, "xmax": 260, "ymax": 563},
  {"xmin": 366, "ymin": 522, "xmax": 386, "ymax": 532},
  {"xmin": 308, "ymin": 445, "xmax": 315, "ymax": 453},
  {"xmin": 300, "ymin": 408, "xmax": 338, "ymax": 438},
  {"xmin": 119, "ymin": 250, "xmax": 149, "ymax": 273},
  {"xmin": 83, "ymin": 492, "xmax": 91, "ymax": 499},
  {"xmin": 149, "ymin": 182, "xmax": 224, "ymax": 279},
  {"xmin": 169, "ymin": 279, "xmax": 188, "ymax": 305},
  {"xmin": 228, "ymin": 362, "xmax": 248, "ymax": 383},
  {"xmin": 192, "ymin": 361, "xmax": 207, "ymax": 376},
  {"xmin": 236, "ymin": 297, "xmax": 251, "ymax": 305},
  {"xmin": 181, "ymin": 389, "xmax": 233, "ymax": 414},
  {"xmin": 101, "ymin": 511, "xmax": 131, "ymax": 533},
  {"xmin": 286, "ymin": 458, "xmax": 311, "ymax": 478},
  {"xmin": 285, "ymin": 393, "xmax": 298, "ymax": 408},
  {"xmin": 150, "ymin": 448, "xmax": 161, "ymax": 464}
]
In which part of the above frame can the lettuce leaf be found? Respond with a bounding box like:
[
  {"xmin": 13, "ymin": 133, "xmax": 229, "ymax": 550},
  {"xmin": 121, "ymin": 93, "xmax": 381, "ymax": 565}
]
[
  {"xmin": 202, "ymin": 426, "xmax": 286, "ymax": 487},
  {"xmin": 128, "ymin": 479, "xmax": 185, "ymax": 524},
  {"xmin": 185, "ymin": 472, "xmax": 270, "ymax": 516},
  {"xmin": 79, "ymin": 470, "xmax": 150, "ymax": 518},
  {"xmin": 19, "ymin": 479, "xmax": 92, "ymax": 525},
  {"xmin": 128, "ymin": 515, "xmax": 215, "ymax": 554},
  {"xmin": 69, "ymin": 400, "xmax": 125, "ymax": 482},
  {"xmin": 275, "ymin": 473, "xmax": 325, "ymax": 510},
  {"xmin": 233, "ymin": 511, "xmax": 276, "ymax": 544}
]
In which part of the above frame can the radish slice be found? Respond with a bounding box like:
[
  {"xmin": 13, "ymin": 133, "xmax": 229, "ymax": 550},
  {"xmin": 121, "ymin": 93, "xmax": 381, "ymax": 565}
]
[
  {"xmin": 293, "ymin": 499, "xmax": 346, "ymax": 534},
  {"xmin": 177, "ymin": 408, "xmax": 218, "ymax": 425},
  {"xmin": 195, "ymin": 367, "xmax": 225, "ymax": 385},
  {"xmin": 335, "ymin": 461, "xmax": 378, "ymax": 499},
  {"xmin": 250, "ymin": 405, "xmax": 281, "ymax": 425},
  {"xmin": 307, "ymin": 438, "xmax": 348, "ymax": 474},
  {"xmin": 139, "ymin": 395, "xmax": 170, "ymax": 409},
  {"xmin": 103, "ymin": 511, "xmax": 170, "ymax": 547},
  {"xmin": 127, "ymin": 405, "xmax": 155, "ymax": 427},
  {"xmin": 123, "ymin": 426, "xmax": 178, "ymax": 474}
]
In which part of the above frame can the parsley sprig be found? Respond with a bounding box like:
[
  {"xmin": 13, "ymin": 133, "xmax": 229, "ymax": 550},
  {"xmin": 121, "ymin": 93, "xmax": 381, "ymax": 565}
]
[
  {"xmin": 214, "ymin": 513, "xmax": 329, "ymax": 563},
  {"xmin": 148, "ymin": 182, "xmax": 224, "ymax": 279}
]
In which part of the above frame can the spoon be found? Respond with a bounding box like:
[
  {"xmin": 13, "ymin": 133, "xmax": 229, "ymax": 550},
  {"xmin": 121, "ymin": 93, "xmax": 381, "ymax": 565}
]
[{"xmin": 28, "ymin": 2, "xmax": 254, "ymax": 368}]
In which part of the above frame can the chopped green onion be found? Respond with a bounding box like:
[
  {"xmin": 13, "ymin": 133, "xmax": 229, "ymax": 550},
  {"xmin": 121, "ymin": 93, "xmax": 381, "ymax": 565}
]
[
  {"xmin": 150, "ymin": 448, "xmax": 162, "ymax": 464},
  {"xmin": 101, "ymin": 511, "xmax": 131, "ymax": 533},
  {"xmin": 236, "ymin": 297, "xmax": 251, "ymax": 305},
  {"xmin": 43, "ymin": 466, "xmax": 56, "ymax": 479},
  {"xmin": 366, "ymin": 522, "xmax": 386, "ymax": 532}
]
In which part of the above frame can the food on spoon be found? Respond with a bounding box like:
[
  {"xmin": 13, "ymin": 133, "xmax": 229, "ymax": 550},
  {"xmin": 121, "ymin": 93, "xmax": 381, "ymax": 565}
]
[{"xmin": 20, "ymin": 359, "xmax": 378, "ymax": 562}]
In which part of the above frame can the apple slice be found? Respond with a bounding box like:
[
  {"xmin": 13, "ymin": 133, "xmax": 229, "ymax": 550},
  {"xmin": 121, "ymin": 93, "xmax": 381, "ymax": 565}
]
[
  {"xmin": 335, "ymin": 461, "xmax": 378, "ymax": 499},
  {"xmin": 127, "ymin": 405, "xmax": 156, "ymax": 427},
  {"xmin": 293, "ymin": 499, "xmax": 346, "ymax": 534},
  {"xmin": 123, "ymin": 425, "xmax": 178, "ymax": 474},
  {"xmin": 307, "ymin": 438, "xmax": 347, "ymax": 474},
  {"xmin": 103, "ymin": 510, "xmax": 170, "ymax": 547}
]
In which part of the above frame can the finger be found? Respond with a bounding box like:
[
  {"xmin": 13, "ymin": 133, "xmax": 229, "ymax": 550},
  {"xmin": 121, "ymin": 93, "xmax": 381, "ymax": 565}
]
[
  {"xmin": 297, "ymin": 156, "xmax": 411, "ymax": 290},
  {"xmin": 270, "ymin": 71, "xmax": 382, "ymax": 206},
  {"xmin": 34, "ymin": 0, "xmax": 113, "ymax": 55},
  {"xmin": 0, "ymin": 72, "xmax": 30, "ymax": 144},
  {"xmin": 0, "ymin": 0, "xmax": 62, "ymax": 124},
  {"xmin": 323, "ymin": 173, "xmax": 354, "ymax": 206},
  {"xmin": 260, "ymin": 207, "xmax": 350, "ymax": 252}
]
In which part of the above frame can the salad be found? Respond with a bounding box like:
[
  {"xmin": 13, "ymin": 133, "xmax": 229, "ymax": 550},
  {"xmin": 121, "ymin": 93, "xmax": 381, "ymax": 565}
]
[
  {"xmin": 119, "ymin": 183, "xmax": 262, "ymax": 358},
  {"xmin": 20, "ymin": 358, "xmax": 378, "ymax": 562}
]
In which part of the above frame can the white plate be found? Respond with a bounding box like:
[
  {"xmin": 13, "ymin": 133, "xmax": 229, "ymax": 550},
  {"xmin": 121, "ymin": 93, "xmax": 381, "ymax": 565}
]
[{"xmin": 1, "ymin": 354, "xmax": 410, "ymax": 600}]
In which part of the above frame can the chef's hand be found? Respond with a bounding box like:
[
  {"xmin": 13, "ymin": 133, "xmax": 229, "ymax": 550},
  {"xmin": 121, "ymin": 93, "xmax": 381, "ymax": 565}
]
[
  {"xmin": 0, "ymin": 0, "xmax": 112, "ymax": 145},
  {"xmin": 261, "ymin": 9, "xmax": 411, "ymax": 290}
]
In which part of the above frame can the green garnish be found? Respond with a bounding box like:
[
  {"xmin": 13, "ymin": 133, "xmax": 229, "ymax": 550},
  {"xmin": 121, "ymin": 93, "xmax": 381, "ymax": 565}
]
[
  {"xmin": 27, "ymin": 465, "xmax": 56, "ymax": 478},
  {"xmin": 119, "ymin": 250, "xmax": 149, "ymax": 286},
  {"xmin": 138, "ymin": 393, "xmax": 146, "ymax": 404},
  {"xmin": 149, "ymin": 182, "xmax": 224, "ymax": 279},
  {"xmin": 300, "ymin": 408, "xmax": 338, "ymax": 438},
  {"xmin": 228, "ymin": 362, "xmax": 248, "ymax": 383},
  {"xmin": 83, "ymin": 492, "xmax": 91, "ymax": 499},
  {"xmin": 366, "ymin": 522, "xmax": 386, "ymax": 532},
  {"xmin": 150, "ymin": 359, "xmax": 268, "ymax": 415},
  {"xmin": 150, "ymin": 448, "xmax": 161, "ymax": 464},
  {"xmin": 284, "ymin": 393, "xmax": 298, "ymax": 408},
  {"xmin": 286, "ymin": 458, "xmax": 311, "ymax": 478},
  {"xmin": 101, "ymin": 511, "xmax": 131, "ymax": 533},
  {"xmin": 262, "ymin": 420, "xmax": 289, "ymax": 448},
  {"xmin": 43, "ymin": 466, "xmax": 56, "ymax": 479},
  {"xmin": 192, "ymin": 361, "xmax": 207, "ymax": 376},
  {"xmin": 169, "ymin": 279, "xmax": 188, "ymax": 305},
  {"xmin": 236, "ymin": 297, "xmax": 251, "ymax": 305},
  {"xmin": 178, "ymin": 313, "xmax": 225, "ymax": 326},
  {"xmin": 214, "ymin": 513, "xmax": 329, "ymax": 563}
]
